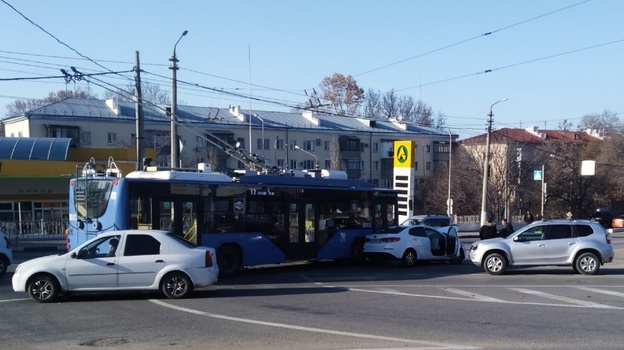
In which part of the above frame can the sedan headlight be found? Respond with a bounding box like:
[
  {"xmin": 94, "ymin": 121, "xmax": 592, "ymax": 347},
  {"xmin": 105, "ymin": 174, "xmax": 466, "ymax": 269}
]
[{"xmin": 469, "ymin": 244, "xmax": 479, "ymax": 252}]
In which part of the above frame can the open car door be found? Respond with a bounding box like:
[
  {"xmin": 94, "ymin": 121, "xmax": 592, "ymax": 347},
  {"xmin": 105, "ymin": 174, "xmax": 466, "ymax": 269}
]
[{"xmin": 446, "ymin": 226, "xmax": 458, "ymax": 256}]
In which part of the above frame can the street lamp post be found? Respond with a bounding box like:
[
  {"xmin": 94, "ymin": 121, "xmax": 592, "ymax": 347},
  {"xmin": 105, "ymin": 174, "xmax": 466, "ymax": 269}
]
[
  {"xmin": 170, "ymin": 30, "xmax": 188, "ymax": 168},
  {"xmin": 294, "ymin": 145, "xmax": 319, "ymax": 169},
  {"xmin": 480, "ymin": 98, "xmax": 508, "ymax": 226},
  {"xmin": 447, "ymin": 128, "xmax": 452, "ymax": 217}
]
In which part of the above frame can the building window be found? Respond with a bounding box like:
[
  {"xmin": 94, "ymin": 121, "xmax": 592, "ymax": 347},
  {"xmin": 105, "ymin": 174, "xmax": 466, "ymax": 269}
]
[
  {"xmin": 196, "ymin": 136, "xmax": 205, "ymax": 148},
  {"xmin": 324, "ymin": 141, "xmax": 330, "ymax": 151},
  {"xmin": 373, "ymin": 161, "xmax": 379, "ymax": 170},
  {"xmin": 324, "ymin": 159, "xmax": 331, "ymax": 169},
  {"xmin": 290, "ymin": 159, "xmax": 297, "ymax": 170},
  {"xmin": 290, "ymin": 141, "xmax": 298, "ymax": 150},
  {"xmin": 45, "ymin": 125, "xmax": 79, "ymax": 139},
  {"xmin": 373, "ymin": 143, "xmax": 379, "ymax": 152},
  {"xmin": 277, "ymin": 159, "xmax": 285, "ymax": 168},
  {"xmin": 426, "ymin": 145, "xmax": 431, "ymax": 153},
  {"xmin": 303, "ymin": 160, "xmax": 315, "ymax": 169},
  {"xmin": 426, "ymin": 162, "xmax": 431, "ymax": 170},
  {"xmin": 303, "ymin": 140, "xmax": 315, "ymax": 151},
  {"xmin": 414, "ymin": 162, "xmax": 418, "ymax": 171},
  {"xmin": 275, "ymin": 138, "xmax": 284, "ymax": 150},
  {"xmin": 107, "ymin": 133, "xmax": 117, "ymax": 145},
  {"xmin": 256, "ymin": 138, "xmax": 270, "ymax": 150},
  {"xmin": 347, "ymin": 160, "xmax": 361, "ymax": 170},
  {"xmin": 80, "ymin": 131, "xmax": 91, "ymax": 145}
]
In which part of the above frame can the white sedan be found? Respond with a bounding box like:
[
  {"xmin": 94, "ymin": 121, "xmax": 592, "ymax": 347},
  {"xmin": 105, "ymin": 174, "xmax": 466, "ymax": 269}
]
[
  {"xmin": 12, "ymin": 230, "xmax": 218, "ymax": 302},
  {"xmin": 363, "ymin": 225, "xmax": 464, "ymax": 266}
]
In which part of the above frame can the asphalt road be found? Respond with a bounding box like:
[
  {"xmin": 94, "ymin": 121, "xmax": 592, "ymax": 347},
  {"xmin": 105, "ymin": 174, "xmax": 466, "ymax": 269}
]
[{"xmin": 2, "ymin": 238, "xmax": 624, "ymax": 349}]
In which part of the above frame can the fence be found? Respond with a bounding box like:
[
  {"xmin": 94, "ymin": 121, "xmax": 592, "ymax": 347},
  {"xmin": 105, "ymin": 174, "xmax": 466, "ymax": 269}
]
[{"xmin": 1, "ymin": 220, "xmax": 67, "ymax": 240}]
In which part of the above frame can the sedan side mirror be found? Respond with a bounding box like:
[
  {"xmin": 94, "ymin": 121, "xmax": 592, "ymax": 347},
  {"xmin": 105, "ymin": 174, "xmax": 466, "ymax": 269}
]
[
  {"xmin": 513, "ymin": 236, "xmax": 522, "ymax": 242},
  {"xmin": 71, "ymin": 252, "xmax": 77, "ymax": 259}
]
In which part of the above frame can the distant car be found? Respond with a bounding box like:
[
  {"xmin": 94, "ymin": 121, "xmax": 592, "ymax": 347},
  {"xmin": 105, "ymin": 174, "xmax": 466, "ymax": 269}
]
[
  {"xmin": 611, "ymin": 215, "xmax": 624, "ymax": 228},
  {"xmin": 400, "ymin": 214, "xmax": 453, "ymax": 228},
  {"xmin": 591, "ymin": 208, "xmax": 613, "ymax": 228},
  {"xmin": 469, "ymin": 219, "xmax": 614, "ymax": 275},
  {"xmin": 363, "ymin": 225, "xmax": 464, "ymax": 267},
  {"xmin": 0, "ymin": 230, "xmax": 13, "ymax": 276},
  {"xmin": 12, "ymin": 230, "xmax": 218, "ymax": 303}
]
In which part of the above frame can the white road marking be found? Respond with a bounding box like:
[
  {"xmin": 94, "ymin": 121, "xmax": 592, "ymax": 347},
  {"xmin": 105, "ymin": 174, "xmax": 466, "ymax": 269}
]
[
  {"xmin": 575, "ymin": 286, "xmax": 624, "ymax": 298},
  {"xmin": 150, "ymin": 299, "xmax": 478, "ymax": 350},
  {"xmin": 441, "ymin": 288, "xmax": 505, "ymax": 302},
  {"xmin": 0, "ymin": 298, "xmax": 30, "ymax": 303},
  {"xmin": 310, "ymin": 283, "xmax": 624, "ymax": 310},
  {"xmin": 508, "ymin": 287, "xmax": 613, "ymax": 309}
]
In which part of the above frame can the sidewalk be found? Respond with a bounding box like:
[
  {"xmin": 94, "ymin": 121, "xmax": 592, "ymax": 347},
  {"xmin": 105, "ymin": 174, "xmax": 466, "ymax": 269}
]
[{"xmin": 11, "ymin": 237, "xmax": 67, "ymax": 253}]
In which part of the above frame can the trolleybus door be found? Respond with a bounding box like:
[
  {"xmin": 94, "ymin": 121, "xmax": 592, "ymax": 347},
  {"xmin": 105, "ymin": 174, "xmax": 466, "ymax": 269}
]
[
  {"xmin": 285, "ymin": 201, "xmax": 318, "ymax": 260},
  {"xmin": 152, "ymin": 198, "xmax": 201, "ymax": 244}
]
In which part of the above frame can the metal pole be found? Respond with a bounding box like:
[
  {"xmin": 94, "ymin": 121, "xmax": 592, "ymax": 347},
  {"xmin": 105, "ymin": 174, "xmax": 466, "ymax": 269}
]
[
  {"xmin": 134, "ymin": 51, "xmax": 144, "ymax": 170},
  {"xmin": 480, "ymin": 98, "xmax": 508, "ymax": 225},
  {"xmin": 170, "ymin": 30, "xmax": 188, "ymax": 168},
  {"xmin": 447, "ymin": 128, "xmax": 452, "ymax": 216},
  {"xmin": 541, "ymin": 164, "xmax": 545, "ymax": 218}
]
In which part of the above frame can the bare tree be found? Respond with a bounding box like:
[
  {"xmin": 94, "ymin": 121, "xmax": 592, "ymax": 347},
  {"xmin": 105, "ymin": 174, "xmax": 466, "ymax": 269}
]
[
  {"xmin": 398, "ymin": 96, "xmax": 415, "ymax": 121},
  {"xmin": 381, "ymin": 89, "xmax": 399, "ymax": 120},
  {"xmin": 103, "ymin": 81, "xmax": 170, "ymax": 105},
  {"xmin": 362, "ymin": 89, "xmax": 382, "ymax": 119},
  {"xmin": 5, "ymin": 87, "xmax": 97, "ymax": 117},
  {"xmin": 413, "ymin": 100, "xmax": 434, "ymax": 126},
  {"xmin": 580, "ymin": 109, "xmax": 621, "ymax": 133},
  {"xmin": 318, "ymin": 73, "xmax": 364, "ymax": 116},
  {"xmin": 330, "ymin": 135, "xmax": 341, "ymax": 170}
]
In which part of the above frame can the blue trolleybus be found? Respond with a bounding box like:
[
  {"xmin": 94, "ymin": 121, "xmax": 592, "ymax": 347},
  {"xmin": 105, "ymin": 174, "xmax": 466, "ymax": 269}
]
[{"xmin": 68, "ymin": 158, "xmax": 398, "ymax": 276}]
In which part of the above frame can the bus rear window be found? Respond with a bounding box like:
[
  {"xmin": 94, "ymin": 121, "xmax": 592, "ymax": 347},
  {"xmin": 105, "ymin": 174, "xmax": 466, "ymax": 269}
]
[{"xmin": 75, "ymin": 179, "xmax": 114, "ymax": 219}]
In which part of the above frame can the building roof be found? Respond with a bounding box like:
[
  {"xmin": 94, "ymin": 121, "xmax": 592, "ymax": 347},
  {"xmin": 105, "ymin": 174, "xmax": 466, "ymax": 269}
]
[
  {"xmin": 0, "ymin": 137, "xmax": 73, "ymax": 160},
  {"xmin": 461, "ymin": 127, "xmax": 598, "ymax": 145},
  {"xmin": 6, "ymin": 98, "xmax": 455, "ymax": 139}
]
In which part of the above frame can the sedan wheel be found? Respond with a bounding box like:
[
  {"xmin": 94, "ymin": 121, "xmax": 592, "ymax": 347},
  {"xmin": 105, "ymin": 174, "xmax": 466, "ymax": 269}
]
[
  {"xmin": 484, "ymin": 253, "xmax": 507, "ymax": 275},
  {"xmin": 401, "ymin": 249, "xmax": 417, "ymax": 267},
  {"xmin": 162, "ymin": 272, "xmax": 193, "ymax": 299},
  {"xmin": 575, "ymin": 252, "xmax": 600, "ymax": 275},
  {"xmin": 28, "ymin": 275, "xmax": 60, "ymax": 303}
]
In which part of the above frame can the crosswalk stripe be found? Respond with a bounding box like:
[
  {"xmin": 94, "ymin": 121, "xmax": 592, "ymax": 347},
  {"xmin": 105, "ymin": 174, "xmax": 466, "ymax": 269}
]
[
  {"xmin": 442, "ymin": 288, "xmax": 505, "ymax": 302},
  {"xmin": 509, "ymin": 287, "xmax": 613, "ymax": 309},
  {"xmin": 576, "ymin": 287, "xmax": 624, "ymax": 298}
]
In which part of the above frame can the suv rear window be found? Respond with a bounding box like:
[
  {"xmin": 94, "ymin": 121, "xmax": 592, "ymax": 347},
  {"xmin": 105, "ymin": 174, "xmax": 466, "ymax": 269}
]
[
  {"xmin": 574, "ymin": 225, "xmax": 594, "ymax": 237},
  {"xmin": 423, "ymin": 218, "xmax": 451, "ymax": 227}
]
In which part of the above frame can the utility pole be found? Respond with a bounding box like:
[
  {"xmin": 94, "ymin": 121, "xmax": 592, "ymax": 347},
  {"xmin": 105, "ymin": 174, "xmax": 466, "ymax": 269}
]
[
  {"xmin": 170, "ymin": 30, "xmax": 188, "ymax": 168},
  {"xmin": 480, "ymin": 98, "xmax": 508, "ymax": 225},
  {"xmin": 134, "ymin": 51, "xmax": 144, "ymax": 170}
]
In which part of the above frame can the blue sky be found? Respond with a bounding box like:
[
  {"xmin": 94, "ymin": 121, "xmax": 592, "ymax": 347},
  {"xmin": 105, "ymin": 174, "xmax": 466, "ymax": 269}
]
[{"xmin": 1, "ymin": 0, "xmax": 622, "ymax": 139}]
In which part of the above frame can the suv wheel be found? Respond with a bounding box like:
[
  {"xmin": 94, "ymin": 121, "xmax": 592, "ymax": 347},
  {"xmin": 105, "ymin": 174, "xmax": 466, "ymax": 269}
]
[
  {"xmin": 484, "ymin": 253, "xmax": 507, "ymax": 275},
  {"xmin": 575, "ymin": 252, "xmax": 600, "ymax": 275}
]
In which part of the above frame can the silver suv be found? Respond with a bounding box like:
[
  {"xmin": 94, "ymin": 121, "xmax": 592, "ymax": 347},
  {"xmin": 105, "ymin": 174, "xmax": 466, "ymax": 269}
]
[{"xmin": 469, "ymin": 219, "xmax": 614, "ymax": 275}]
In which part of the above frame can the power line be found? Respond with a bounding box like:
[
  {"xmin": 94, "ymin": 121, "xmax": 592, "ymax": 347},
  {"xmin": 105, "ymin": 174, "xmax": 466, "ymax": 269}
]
[
  {"xmin": 396, "ymin": 38, "xmax": 624, "ymax": 92},
  {"xmin": 355, "ymin": 0, "xmax": 592, "ymax": 77}
]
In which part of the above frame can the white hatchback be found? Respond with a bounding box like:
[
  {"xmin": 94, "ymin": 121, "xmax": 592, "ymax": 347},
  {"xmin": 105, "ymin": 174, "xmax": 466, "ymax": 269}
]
[
  {"xmin": 363, "ymin": 225, "xmax": 464, "ymax": 266},
  {"xmin": 12, "ymin": 230, "xmax": 218, "ymax": 302}
]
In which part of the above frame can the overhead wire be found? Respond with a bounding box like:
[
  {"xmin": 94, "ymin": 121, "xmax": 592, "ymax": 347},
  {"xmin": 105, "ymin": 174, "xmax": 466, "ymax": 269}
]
[{"xmin": 355, "ymin": 0, "xmax": 592, "ymax": 77}]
